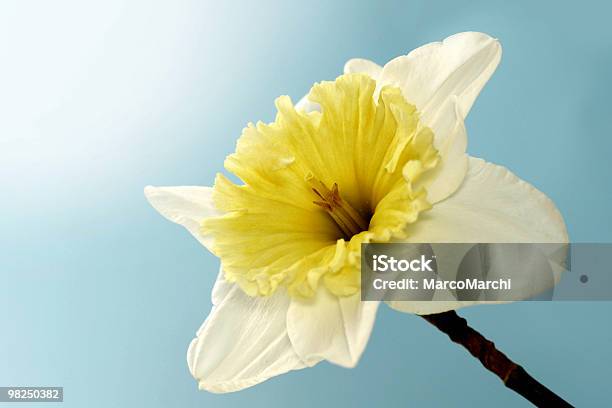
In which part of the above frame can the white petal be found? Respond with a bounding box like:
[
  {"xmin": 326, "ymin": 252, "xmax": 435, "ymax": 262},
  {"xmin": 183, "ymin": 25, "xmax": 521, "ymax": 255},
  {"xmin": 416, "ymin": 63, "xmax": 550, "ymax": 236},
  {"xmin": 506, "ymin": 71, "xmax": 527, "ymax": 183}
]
[
  {"xmin": 378, "ymin": 32, "xmax": 500, "ymax": 203},
  {"xmin": 144, "ymin": 186, "xmax": 218, "ymax": 251},
  {"xmin": 338, "ymin": 296, "xmax": 380, "ymax": 363},
  {"xmin": 418, "ymin": 96, "xmax": 468, "ymax": 203},
  {"xmin": 409, "ymin": 157, "xmax": 567, "ymax": 243},
  {"xmin": 388, "ymin": 157, "xmax": 568, "ymax": 315},
  {"xmin": 287, "ymin": 289, "xmax": 379, "ymax": 368},
  {"xmin": 211, "ymin": 266, "xmax": 233, "ymax": 306},
  {"xmin": 378, "ymin": 32, "xmax": 501, "ymax": 118},
  {"xmin": 343, "ymin": 58, "xmax": 383, "ymax": 80},
  {"xmin": 295, "ymin": 95, "xmax": 320, "ymax": 113},
  {"xmin": 187, "ymin": 273, "xmax": 306, "ymax": 393}
]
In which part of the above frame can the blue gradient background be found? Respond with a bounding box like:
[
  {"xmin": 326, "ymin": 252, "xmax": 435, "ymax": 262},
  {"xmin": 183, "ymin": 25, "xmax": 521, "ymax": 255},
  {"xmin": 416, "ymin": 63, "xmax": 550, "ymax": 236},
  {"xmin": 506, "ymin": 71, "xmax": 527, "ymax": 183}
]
[{"xmin": 1, "ymin": 1, "xmax": 611, "ymax": 407}]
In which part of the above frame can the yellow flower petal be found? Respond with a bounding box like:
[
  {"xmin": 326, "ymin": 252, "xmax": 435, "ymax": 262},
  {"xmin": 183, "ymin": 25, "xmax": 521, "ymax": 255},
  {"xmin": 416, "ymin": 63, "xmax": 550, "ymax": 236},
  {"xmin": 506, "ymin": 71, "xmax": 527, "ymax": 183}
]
[{"xmin": 203, "ymin": 73, "xmax": 439, "ymax": 297}]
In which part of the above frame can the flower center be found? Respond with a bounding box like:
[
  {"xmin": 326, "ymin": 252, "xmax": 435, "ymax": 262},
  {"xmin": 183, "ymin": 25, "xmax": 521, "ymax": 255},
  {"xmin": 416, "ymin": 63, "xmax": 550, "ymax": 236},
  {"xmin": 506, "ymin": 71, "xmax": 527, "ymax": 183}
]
[{"xmin": 307, "ymin": 176, "xmax": 369, "ymax": 240}]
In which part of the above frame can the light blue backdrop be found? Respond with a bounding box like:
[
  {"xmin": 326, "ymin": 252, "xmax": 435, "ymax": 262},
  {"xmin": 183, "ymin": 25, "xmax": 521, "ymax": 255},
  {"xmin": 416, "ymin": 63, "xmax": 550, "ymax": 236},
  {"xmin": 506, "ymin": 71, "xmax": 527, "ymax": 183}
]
[{"xmin": 1, "ymin": 1, "xmax": 611, "ymax": 407}]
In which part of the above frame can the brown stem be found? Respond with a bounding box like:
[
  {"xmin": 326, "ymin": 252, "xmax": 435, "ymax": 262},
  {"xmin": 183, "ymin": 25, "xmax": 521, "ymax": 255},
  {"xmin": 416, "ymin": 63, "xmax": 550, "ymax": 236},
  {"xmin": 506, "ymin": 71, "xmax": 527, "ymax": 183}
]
[{"xmin": 421, "ymin": 311, "xmax": 573, "ymax": 407}]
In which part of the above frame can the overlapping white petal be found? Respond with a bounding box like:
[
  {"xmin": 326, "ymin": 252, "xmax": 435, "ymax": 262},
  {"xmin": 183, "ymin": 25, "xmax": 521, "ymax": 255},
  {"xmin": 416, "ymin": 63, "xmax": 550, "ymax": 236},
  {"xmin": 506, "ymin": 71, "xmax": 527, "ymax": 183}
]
[
  {"xmin": 378, "ymin": 32, "xmax": 502, "ymax": 119},
  {"xmin": 295, "ymin": 95, "xmax": 320, "ymax": 113},
  {"xmin": 144, "ymin": 186, "xmax": 218, "ymax": 251},
  {"xmin": 416, "ymin": 96, "xmax": 468, "ymax": 203},
  {"xmin": 187, "ymin": 269, "xmax": 306, "ymax": 393},
  {"xmin": 407, "ymin": 157, "xmax": 567, "ymax": 244},
  {"xmin": 287, "ymin": 290, "xmax": 379, "ymax": 367},
  {"xmin": 388, "ymin": 157, "xmax": 568, "ymax": 315},
  {"xmin": 343, "ymin": 58, "xmax": 382, "ymax": 80}
]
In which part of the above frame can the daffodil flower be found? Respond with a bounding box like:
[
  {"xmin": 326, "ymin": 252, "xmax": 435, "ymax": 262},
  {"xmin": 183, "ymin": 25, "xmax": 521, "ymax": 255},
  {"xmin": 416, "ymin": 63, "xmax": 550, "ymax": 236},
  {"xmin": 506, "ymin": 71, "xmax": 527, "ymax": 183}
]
[{"xmin": 145, "ymin": 32, "xmax": 567, "ymax": 393}]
